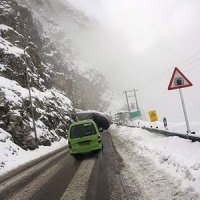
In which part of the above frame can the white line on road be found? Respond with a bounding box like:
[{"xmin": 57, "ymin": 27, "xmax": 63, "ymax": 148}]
[{"xmin": 61, "ymin": 158, "xmax": 95, "ymax": 200}]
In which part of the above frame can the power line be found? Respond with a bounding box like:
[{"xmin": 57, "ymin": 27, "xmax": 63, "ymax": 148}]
[
  {"xmin": 135, "ymin": 51, "xmax": 200, "ymax": 89},
  {"xmin": 138, "ymin": 63, "xmax": 200, "ymax": 91},
  {"xmin": 176, "ymin": 50, "xmax": 200, "ymax": 66}
]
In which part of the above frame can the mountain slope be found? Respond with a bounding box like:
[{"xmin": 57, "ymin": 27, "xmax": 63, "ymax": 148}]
[
  {"xmin": 0, "ymin": 0, "xmax": 73, "ymax": 150},
  {"xmin": 0, "ymin": 0, "xmax": 113, "ymax": 151}
]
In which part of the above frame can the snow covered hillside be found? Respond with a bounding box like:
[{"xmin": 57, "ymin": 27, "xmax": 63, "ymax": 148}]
[
  {"xmin": 0, "ymin": 128, "xmax": 68, "ymax": 175},
  {"xmin": 0, "ymin": 0, "xmax": 119, "ymax": 178},
  {"xmin": 22, "ymin": 0, "xmax": 117, "ymax": 112},
  {"xmin": 0, "ymin": 0, "xmax": 115, "ymax": 154},
  {"xmin": 0, "ymin": 0, "xmax": 75, "ymax": 151}
]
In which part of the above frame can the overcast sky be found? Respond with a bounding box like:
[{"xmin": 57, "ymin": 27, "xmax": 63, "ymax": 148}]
[{"xmin": 66, "ymin": 0, "xmax": 200, "ymax": 123}]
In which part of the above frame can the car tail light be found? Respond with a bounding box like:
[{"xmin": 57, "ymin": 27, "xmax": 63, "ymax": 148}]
[{"xmin": 98, "ymin": 136, "xmax": 102, "ymax": 143}]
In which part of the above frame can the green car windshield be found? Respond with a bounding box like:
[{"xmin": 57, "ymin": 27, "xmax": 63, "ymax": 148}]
[{"xmin": 70, "ymin": 123, "xmax": 96, "ymax": 139}]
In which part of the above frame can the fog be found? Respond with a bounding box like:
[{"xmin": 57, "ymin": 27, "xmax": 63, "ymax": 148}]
[
  {"xmin": 64, "ymin": 0, "xmax": 200, "ymax": 123},
  {"xmin": 35, "ymin": 0, "xmax": 200, "ymax": 123}
]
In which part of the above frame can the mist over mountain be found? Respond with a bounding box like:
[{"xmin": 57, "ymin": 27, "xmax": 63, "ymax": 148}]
[
  {"xmin": 0, "ymin": 0, "xmax": 117, "ymax": 150},
  {"xmin": 62, "ymin": 0, "xmax": 200, "ymax": 122}
]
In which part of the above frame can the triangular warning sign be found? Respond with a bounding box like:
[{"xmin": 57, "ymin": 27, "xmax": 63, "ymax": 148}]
[{"xmin": 168, "ymin": 67, "xmax": 193, "ymax": 90}]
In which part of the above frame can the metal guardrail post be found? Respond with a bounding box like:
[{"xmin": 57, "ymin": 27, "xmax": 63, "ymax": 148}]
[{"xmin": 141, "ymin": 127, "xmax": 200, "ymax": 142}]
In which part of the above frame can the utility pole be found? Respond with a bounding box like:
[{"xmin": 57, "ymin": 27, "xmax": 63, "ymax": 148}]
[
  {"xmin": 123, "ymin": 90, "xmax": 131, "ymax": 113},
  {"xmin": 123, "ymin": 89, "xmax": 140, "ymax": 118},
  {"xmin": 133, "ymin": 89, "xmax": 139, "ymax": 111},
  {"xmin": 24, "ymin": 47, "xmax": 38, "ymax": 146}
]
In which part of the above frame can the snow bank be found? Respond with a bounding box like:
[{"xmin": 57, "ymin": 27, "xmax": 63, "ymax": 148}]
[
  {"xmin": 111, "ymin": 125, "xmax": 200, "ymax": 194},
  {"xmin": 0, "ymin": 128, "xmax": 68, "ymax": 176}
]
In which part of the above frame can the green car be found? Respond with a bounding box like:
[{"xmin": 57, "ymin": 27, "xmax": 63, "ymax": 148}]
[{"xmin": 68, "ymin": 119, "xmax": 103, "ymax": 155}]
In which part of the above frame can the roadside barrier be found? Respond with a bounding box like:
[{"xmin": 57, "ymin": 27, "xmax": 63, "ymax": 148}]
[{"xmin": 142, "ymin": 127, "xmax": 200, "ymax": 142}]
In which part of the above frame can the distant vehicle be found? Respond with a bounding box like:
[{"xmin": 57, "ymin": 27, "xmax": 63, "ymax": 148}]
[{"xmin": 68, "ymin": 119, "xmax": 103, "ymax": 155}]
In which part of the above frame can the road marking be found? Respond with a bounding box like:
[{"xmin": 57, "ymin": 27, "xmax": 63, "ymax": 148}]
[{"xmin": 61, "ymin": 158, "xmax": 95, "ymax": 200}]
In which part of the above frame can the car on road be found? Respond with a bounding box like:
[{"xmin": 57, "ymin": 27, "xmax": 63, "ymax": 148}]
[{"xmin": 68, "ymin": 119, "xmax": 103, "ymax": 155}]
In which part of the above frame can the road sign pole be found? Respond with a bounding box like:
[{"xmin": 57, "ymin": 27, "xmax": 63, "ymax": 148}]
[{"xmin": 179, "ymin": 89, "xmax": 191, "ymax": 133}]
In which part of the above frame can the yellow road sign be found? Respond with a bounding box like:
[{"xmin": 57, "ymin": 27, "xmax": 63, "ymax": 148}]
[{"xmin": 148, "ymin": 110, "xmax": 158, "ymax": 122}]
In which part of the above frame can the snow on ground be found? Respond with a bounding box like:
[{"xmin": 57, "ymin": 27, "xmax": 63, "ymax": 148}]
[
  {"xmin": 0, "ymin": 76, "xmax": 72, "ymax": 109},
  {"xmin": 0, "ymin": 75, "xmax": 72, "ymax": 139},
  {"xmin": 0, "ymin": 128, "xmax": 68, "ymax": 176},
  {"xmin": 0, "ymin": 37, "xmax": 24, "ymax": 57},
  {"xmin": 110, "ymin": 124, "xmax": 200, "ymax": 199}
]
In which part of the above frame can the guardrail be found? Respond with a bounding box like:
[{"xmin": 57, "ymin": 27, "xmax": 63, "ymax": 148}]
[{"xmin": 141, "ymin": 127, "xmax": 200, "ymax": 142}]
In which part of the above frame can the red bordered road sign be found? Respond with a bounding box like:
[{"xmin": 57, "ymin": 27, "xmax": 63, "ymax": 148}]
[{"xmin": 168, "ymin": 67, "xmax": 193, "ymax": 90}]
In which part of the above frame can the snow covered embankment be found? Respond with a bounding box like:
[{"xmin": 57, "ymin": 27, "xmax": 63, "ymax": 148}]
[
  {"xmin": 0, "ymin": 127, "xmax": 68, "ymax": 176},
  {"xmin": 110, "ymin": 125, "xmax": 200, "ymax": 199}
]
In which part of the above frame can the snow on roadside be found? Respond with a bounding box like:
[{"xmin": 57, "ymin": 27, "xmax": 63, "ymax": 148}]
[
  {"xmin": 110, "ymin": 125, "xmax": 200, "ymax": 197},
  {"xmin": 130, "ymin": 119, "xmax": 200, "ymax": 137},
  {"xmin": 0, "ymin": 128, "xmax": 68, "ymax": 176}
]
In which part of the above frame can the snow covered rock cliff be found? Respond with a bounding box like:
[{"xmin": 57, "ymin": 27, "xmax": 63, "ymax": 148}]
[
  {"xmin": 0, "ymin": 0, "xmax": 112, "ymax": 150},
  {"xmin": 0, "ymin": 0, "xmax": 73, "ymax": 150}
]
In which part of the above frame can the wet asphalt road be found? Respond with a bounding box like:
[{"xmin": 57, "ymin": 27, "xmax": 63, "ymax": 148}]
[{"xmin": 1, "ymin": 132, "xmax": 128, "ymax": 200}]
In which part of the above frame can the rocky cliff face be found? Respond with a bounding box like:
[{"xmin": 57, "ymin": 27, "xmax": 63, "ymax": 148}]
[
  {"xmin": 23, "ymin": 0, "xmax": 111, "ymax": 112},
  {"xmin": 0, "ymin": 0, "xmax": 73, "ymax": 150},
  {"xmin": 0, "ymin": 0, "xmax": 111, "ymax": 150}
]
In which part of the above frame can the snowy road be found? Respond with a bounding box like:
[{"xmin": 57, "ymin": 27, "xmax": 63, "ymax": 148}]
[
  {"xmin": 1, "ymin": 129, "xmax": 200, "ymax": 200},
  {"xmin": 0, "ymin": 132, "xmax": 128, "ymax": 200}
]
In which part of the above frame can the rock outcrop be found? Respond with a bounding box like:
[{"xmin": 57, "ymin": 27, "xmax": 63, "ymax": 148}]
[
  {"xmin": 0, "ymin": 0, "xmax": 111, "ymax": 150},
  {"xmin": 0, "ymin": 0, "xmax": 72, "ymax": 150}
]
